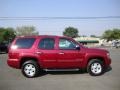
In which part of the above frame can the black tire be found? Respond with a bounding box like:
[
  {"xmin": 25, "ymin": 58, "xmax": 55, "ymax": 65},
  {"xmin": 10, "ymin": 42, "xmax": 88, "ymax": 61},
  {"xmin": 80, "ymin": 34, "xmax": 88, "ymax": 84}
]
[
  {"xmin": 21, "ymin": 60, "xmax": 40, "ymax": 78},
  {"xmin": 87, "ymin": 59, "xmax": 104, "ymax": 76}
]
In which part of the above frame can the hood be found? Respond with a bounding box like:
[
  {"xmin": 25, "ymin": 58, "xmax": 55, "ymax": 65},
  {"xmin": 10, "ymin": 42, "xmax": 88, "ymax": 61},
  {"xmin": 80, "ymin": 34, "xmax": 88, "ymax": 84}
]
[{"xmin": 85, "ymin": 47, "xmax": 109, "ymax": 54}]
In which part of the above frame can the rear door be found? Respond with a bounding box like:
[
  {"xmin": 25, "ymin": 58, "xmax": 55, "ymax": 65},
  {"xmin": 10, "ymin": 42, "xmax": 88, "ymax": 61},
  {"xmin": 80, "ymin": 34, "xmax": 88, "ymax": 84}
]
[{"xmin": 36, "ymin": 37, "xmax": 57, "ymax": 68}]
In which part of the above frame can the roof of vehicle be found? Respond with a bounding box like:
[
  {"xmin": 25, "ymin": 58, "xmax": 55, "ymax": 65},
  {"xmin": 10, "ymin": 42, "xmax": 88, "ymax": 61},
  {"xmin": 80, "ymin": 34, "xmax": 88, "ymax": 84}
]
[{"xmin": 16, "ymin": 35, "xmax": 72, "ymax": 39}]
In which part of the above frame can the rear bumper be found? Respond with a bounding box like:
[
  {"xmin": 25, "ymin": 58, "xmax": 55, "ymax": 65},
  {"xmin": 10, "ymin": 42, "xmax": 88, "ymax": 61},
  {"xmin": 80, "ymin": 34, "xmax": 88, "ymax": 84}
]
[{"xmin": 7, "ymin": 59, "xmax": 20, "ymax": 69}]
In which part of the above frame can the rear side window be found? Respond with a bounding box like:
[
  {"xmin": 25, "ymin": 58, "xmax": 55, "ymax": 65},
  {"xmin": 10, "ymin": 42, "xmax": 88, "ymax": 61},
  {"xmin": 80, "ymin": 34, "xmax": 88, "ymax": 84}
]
[
  {"xmin": 15, "ymin": 38, "xmax": 35, "ymax": 49},
  {"xmin": 38, "ymin": 38, "xmax": 55, "ymax": 49}
]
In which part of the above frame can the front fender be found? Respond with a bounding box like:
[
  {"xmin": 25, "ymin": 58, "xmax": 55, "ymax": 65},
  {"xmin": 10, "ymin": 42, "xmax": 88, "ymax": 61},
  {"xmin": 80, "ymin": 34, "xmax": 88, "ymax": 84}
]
[{"xmin": 81, "ymin": 53, "xmax": 105, "ymax": 68}]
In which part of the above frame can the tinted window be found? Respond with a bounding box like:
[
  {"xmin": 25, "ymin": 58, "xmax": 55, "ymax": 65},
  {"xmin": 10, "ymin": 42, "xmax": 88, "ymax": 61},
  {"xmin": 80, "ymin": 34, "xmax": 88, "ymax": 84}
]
[
  {"xmin": 38, "ymin": 38, "xmax": 55, "ymax": 49},
  {"xmin": 59, "ymin": 38, "xmax": 76, "ymax": 49},
  {"xmin": 15, "ymin": 38, "xmax": 35, "ymax": 48}
]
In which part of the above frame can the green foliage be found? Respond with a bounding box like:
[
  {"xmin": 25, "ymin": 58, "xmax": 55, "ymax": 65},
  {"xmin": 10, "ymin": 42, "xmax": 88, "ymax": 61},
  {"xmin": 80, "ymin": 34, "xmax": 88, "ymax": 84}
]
[
  {"xmin": 0, "ymin": 27, "xmax": 16, "ymax": 43},
  {"xmin": 102, "ymin": 28, "xmax": 120, "ymax": 41},
  {"xmin": 0, "ymin": 28, "xmax": 4, "ymax": 42},
  {"xmin": 15, "ymin": 26, "xmax": 39, "ymax": 36},
  {"xmin": 90, "ymin": 35, "xmax": 97, "ymax": 38},
  {"xmin": 63, "ymin": 27, "xmax": 79, "ymax": 38}
]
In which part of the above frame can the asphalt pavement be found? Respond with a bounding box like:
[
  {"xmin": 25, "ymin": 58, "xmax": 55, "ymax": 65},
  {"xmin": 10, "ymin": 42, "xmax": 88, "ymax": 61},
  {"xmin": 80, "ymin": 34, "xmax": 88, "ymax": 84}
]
[{"xmin": 0, "ymin": 48, "xmax": 120, "ymax": 90}]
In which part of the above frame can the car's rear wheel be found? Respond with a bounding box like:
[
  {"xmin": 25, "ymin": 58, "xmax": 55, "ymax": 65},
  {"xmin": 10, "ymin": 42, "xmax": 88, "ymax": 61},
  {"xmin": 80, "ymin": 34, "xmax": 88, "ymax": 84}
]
[
  {"xmin": 21, "ymin": 60, "xmax": 40, "ymax": 78},
  {"xmin": 87, "ymin": 59, "xmax": 104, "ymax": 76}
]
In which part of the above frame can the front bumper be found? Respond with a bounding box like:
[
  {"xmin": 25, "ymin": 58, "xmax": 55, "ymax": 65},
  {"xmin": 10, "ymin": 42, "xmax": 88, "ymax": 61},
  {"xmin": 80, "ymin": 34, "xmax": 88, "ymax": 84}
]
[{"xmin": 105, "ymin": 57, "xmax": 111, "ymax": 68}]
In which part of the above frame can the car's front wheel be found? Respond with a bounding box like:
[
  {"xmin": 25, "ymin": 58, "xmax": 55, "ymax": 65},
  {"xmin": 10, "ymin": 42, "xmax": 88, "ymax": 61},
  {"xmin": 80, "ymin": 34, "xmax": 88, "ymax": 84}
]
[
  {"xmin": 87, "ymin": 59, "xmax": 104, "ymax": 76},
  {"xmin": 21, "ymin": 60, "xmax": 40, "ymax": 78}
]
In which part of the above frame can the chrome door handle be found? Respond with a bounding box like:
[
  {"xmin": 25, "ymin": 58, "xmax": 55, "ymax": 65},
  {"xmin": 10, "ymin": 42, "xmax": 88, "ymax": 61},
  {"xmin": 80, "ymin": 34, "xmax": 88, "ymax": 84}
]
[
  {"xmin": 59, "ymin": 52, "xmax": 64, "ymax": 55},
  {"xmin": 35, "ymin": 51, "xmax": 42, "ymax": 54}
]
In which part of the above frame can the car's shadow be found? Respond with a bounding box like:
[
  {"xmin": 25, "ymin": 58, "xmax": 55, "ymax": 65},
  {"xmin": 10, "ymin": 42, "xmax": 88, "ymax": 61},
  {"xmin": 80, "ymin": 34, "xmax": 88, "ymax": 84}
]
[
  {"xmin": 37, "ymin": 70, "xmax": 86, "ymax": 77},
  {"xmin": 0, "ymin": 52, "xmax": 7, "ymax": 54},
  {"xmin": 104, "ymin": 66, "xmax": 112, "ymax": 73},
  {"xmin": 37, "ymin": 66, "xmax": 112, "ymax": 77},
  {"xmin": 47, "ymin": 70, "xmax": 86, "ymax": 75}
]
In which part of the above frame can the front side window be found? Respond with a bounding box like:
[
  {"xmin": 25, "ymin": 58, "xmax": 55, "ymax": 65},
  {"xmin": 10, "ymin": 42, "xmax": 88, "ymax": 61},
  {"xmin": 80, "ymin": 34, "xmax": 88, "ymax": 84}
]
[
  {"xmin": 38, "ymin": 38, "xmax": 55, "ymax": 49},
  {"xmin": 15, "ymin": 38, "xmax": 35, "ymax": 49},
  {"xmin": 59, "ymin": 38, "xmax": 76, "ymax": 50}
]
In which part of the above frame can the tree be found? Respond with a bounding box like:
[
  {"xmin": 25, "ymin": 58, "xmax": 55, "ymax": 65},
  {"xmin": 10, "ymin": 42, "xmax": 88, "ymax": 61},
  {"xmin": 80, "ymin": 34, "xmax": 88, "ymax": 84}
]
[
  {"xmin": 0, "ymin": 27, "xmax": 16, "ymax": 43},
  {"xmin": 81, "ymin": 35, "xmax": 87, "ymax": 37},
  {"xmin": 15, "ymin": 26, "xmax": 39, "ymax": 36},
  {"xmin": 112, "ymin": 29, "xmax": 120, "ymax": 39},
  {"xmin": 63, "ymin": 27, "xmax": 79, "ymax": 38},
  {"xmin": 0, "ymin": 28, "xmax": 5, "ymax": 42},
  {"xmin": 90, "ymin": 35, "xmax": 97, "ymax": 38},
  {"xmin": 4, "ymin": 28, "xmax": 16, "ymax": 42},
  {"xmin": 102, "ymin": 28, "xmax": 120, "ymax": 41}
]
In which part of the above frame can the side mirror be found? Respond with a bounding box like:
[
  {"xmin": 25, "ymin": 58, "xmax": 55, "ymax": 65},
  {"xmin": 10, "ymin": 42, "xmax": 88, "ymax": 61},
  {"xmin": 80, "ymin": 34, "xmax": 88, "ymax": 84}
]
[{"xmin": 75, "ymin": 45, "xmax": 80, "ymax": 50}]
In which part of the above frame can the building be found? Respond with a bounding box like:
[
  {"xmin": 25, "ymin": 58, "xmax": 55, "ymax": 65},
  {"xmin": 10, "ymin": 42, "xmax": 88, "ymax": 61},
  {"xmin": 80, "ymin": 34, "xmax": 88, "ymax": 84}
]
[{"xmin": 74, "ymin": 37, "xmax": 103, "ymax": 46}]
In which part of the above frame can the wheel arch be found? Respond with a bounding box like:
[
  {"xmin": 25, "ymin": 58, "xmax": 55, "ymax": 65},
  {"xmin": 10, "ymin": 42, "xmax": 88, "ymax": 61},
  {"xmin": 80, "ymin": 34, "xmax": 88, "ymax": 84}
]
[
  {"xmin": 87, "ymin": 56, "xmax": 105, "ymax": 66},
  {"xmin": 20, "ymin": 57, "xmax": 40, "ymax": 68},
  {"xmin": 84, "ymin": 56, "xmax": 105, "ymax": 69}
]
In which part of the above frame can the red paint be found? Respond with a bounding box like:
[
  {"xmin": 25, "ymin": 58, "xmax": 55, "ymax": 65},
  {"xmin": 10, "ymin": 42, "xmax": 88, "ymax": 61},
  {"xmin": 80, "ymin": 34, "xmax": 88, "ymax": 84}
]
[{"xmin": 7, "ymin": 35, "xmax": 111, "ymax": 70}]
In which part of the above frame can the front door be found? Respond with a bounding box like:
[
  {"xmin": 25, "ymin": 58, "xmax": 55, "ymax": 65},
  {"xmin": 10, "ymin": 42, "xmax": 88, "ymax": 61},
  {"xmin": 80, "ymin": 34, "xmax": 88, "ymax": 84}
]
[{"xmin": 57, "ymin": 38, "xmax": 81, "ymax": 68}]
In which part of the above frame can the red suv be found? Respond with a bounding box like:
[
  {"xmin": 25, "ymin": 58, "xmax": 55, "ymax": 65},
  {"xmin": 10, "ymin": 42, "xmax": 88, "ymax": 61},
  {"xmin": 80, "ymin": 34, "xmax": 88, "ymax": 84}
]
[{"xmin": 7, "ymin": 35, "xmax": 111, "ymax": 78}]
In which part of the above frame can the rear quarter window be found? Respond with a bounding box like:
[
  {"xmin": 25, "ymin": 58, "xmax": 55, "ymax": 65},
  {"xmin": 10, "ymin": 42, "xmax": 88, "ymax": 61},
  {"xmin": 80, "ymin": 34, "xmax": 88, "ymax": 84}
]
[{"xmin": 15, "ymin": 38, "xmax": 35, "ymax": 49}]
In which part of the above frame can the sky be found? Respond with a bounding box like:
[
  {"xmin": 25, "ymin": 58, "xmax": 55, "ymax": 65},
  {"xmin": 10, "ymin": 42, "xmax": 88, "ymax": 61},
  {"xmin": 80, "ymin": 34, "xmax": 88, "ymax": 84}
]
[{"xmin": 0, "ymin": 0, "xmax": 120, "ymax": 36}]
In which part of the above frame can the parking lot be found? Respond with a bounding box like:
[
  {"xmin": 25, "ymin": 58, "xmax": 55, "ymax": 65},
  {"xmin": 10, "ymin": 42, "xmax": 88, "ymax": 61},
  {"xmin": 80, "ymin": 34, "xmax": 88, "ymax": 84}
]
[{"xmin": 0, "ymin": 48, "xmax": 120, "ymax": 90}]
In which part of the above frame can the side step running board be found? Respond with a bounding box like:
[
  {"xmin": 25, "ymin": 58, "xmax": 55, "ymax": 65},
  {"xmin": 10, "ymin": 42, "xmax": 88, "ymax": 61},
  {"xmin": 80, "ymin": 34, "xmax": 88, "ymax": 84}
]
[{"xmin": 44, "ymin": 69, "xmax": 80, "ymax": 72}]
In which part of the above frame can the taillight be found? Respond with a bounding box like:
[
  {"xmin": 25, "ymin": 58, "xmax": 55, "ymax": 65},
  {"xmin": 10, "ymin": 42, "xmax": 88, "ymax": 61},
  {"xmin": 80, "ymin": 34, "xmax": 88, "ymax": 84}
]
[{"xmin": 11, "ymin": 45, "xmax": 18, "ymax": 50}]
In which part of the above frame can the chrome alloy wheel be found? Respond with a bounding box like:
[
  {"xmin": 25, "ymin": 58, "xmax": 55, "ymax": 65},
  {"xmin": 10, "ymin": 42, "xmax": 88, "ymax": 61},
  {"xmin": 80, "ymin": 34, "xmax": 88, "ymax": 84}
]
[
  {"xmin": 91, "ymin": 62, "xmax": 102, "ymax": 74},
  {"xmin": 24, "ymin": 64, "xmax": 36, "ymax": 77}
]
